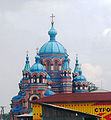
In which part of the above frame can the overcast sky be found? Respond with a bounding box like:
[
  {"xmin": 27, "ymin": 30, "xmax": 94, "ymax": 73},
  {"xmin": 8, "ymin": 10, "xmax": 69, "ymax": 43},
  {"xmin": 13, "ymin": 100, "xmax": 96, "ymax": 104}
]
[{"xmin": 0, "ymin": 0, "xmax": 111, "ymax": 113}]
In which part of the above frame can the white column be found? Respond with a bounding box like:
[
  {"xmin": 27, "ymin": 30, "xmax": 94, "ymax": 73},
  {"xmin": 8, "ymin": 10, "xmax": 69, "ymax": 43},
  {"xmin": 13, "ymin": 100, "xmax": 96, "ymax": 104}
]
[
  {"xmin": 37, "ymin": 78, "xmax": 39, "ymax": 83},
  {"xmin": 51, "ymin": 64, "xmax": 53, "ymax": 70},
  {"xmin": 59, "ymin": 65, "xmax": 61, "ymax": 71},
  {"xmin": 42, "ymin": 79, "xmax": 44, "ymax": 83}
]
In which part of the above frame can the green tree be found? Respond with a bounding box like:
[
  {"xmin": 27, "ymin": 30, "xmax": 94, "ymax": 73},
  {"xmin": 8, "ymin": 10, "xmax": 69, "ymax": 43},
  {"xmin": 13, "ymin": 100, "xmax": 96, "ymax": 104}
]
[
  {"xmin": 2, "ymin": 113, "xmax": 10, "ymax": 120},
  {"xmin": 88, "ymin": 81, "xmax": 98, "ymax": 92}
]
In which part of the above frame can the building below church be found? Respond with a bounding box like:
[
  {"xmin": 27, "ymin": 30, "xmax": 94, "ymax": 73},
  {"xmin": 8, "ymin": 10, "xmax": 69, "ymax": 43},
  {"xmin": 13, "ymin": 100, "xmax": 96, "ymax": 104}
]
[{"xmin": 32, "ymin": 92, "xmax": 111, "ymax": 120}]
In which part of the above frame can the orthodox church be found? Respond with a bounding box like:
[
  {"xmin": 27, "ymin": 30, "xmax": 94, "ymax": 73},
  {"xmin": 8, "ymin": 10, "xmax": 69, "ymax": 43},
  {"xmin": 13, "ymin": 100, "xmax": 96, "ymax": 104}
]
[{"xmin": 10, "ymin": 15, "xmax": 88, "ymax": 120}]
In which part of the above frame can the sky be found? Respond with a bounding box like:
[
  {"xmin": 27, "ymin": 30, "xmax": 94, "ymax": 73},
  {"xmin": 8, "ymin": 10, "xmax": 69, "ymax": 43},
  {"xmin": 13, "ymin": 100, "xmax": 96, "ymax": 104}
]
[{"xmin": 0, "ymin": 0, "xmax": 111, "ymax": 113}]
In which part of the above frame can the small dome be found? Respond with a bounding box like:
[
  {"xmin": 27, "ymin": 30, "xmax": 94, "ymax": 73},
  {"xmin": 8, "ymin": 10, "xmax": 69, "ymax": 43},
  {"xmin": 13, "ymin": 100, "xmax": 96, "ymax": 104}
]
[
  {"xmin": 74, "ymin": 68, "xmax": 86, "ymax": 82},
  {"xmin": 30, "ymin": 54, "xmax": 46, "ymax": 72},
  {"xmin": 48, "ymin": 23, "xmax": 57, "ymax": 37},
  {"xmin": 74, "ymin": 75, "xmax": 86, "ymax": 82}
]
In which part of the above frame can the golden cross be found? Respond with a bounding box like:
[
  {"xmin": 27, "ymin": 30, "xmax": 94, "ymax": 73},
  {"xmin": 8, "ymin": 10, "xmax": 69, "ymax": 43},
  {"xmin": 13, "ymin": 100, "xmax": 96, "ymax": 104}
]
[{"xmin": 50, "ymin": 13, "xmax": 55, "ymax": 23}]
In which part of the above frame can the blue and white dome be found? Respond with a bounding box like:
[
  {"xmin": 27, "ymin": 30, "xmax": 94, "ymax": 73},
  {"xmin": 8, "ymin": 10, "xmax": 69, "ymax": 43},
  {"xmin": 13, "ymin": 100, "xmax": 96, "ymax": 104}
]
[
  {"xmin": 74, "ymin": 68, "xmax": 86, "ymax": 82},
  {"xmin": 39, "ymin": 22, "xmax": 66, "ymax": 55},
  {"xmin": 30, "ymin": 54, "xmax": 46, "ymax": 72}
]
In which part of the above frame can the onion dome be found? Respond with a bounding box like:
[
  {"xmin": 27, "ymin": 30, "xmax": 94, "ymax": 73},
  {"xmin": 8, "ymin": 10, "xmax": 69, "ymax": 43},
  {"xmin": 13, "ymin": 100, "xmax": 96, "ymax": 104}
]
[
  {"xmin": 62, "ymin": 54, "xmax": 71, "ymax": 70},
  {"xmin": 39, "ymin": 22, "xmax": 66, "ymax": 55},
  {"xmin": 74, "ymin": 55, "xmax": 79, "ymax": 73},
  {"xmin": 23, "ymin": 54, "xmax": 30, "ymax": 72},
  {"xmin": 74, "ymin": 67, "xmax": 86, "ymax": 82},
  {"xmin": 30, "ymin": 54, "xmax": 46, "ymax": 72},
  {"xmin": 44, "ymin": 89, "xmax": 55, "ymax": 97}
]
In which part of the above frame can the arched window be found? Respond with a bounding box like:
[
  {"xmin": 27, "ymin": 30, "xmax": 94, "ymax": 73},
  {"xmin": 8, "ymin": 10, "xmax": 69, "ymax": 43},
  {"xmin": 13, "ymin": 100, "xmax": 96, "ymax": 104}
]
[
  {"xmin": 39, "ymin": 75, "xmax": 43, "ymax": 83},
  {"xmin": 47, "ymin": 61, "xmax": 50, "ymax": 71},
  {"xmin": 26, "ymin": 73, "xmax": 28, "ymax": 78},
  {"xmin": 64, "ymin": 71, "xmax": 67, "ymax": 76},
  {"xmin": 78, "ymin": 85, "xmax": 80, "ymax": 90},
  {"xmin": 83, "ymin": 85, "xmax": 85, "ymax": 90},
  {"xmin": 55, "ymin": 60, "xmax": 58, "ymax": 71},
  {"xmin": 32, "ymin": 97, "xmax": 38, "ymax": 101},
  {"xmin": 33, "ymin": 75, "xmax": 37, "ymax": 83}
]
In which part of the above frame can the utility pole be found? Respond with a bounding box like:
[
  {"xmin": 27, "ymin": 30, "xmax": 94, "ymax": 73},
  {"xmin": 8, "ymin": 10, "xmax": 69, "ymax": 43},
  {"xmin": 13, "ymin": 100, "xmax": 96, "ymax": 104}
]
[{"xmin": 0, "ymin": 106, "xmax": 6, "ymax": 120}]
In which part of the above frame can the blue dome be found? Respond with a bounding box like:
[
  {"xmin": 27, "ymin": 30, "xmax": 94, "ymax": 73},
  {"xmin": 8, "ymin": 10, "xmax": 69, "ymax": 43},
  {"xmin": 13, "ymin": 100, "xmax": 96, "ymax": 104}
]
[
  {"xmin": 39, "ymin": 22, "xmax": 66, "ymax": 55},
  {"xmin": 74, "ymin": 68, "xmax": 86, "ymax": 82},
  {"xmin": 39, "ymin": 41, "xmax": 66, "ymax": 55},
  {"xmin": 74, "ymin": 75, "xmax": 86, "ymax": 82},
  {"xmin": 30, "ymin": 54, "xmax": 46, "ymax": 72},
  {"xmin": 48, "ymin": 22, "xmax": 57, "ymax": 37}
]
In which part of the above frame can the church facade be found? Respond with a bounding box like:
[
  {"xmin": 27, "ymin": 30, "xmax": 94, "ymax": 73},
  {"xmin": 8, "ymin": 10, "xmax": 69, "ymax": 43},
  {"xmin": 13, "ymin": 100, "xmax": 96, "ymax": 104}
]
[{"xmin": 10, "ymin": 16, "xmax": 88, "ymax": 120}]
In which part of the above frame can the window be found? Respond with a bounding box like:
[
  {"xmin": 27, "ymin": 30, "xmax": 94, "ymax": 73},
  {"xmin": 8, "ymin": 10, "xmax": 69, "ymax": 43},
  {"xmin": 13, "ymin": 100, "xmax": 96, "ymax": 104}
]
[
  {"xmin": 64, "ymin": 71, "xmax": 67, "ymax": 76},
  {"xmin": 26, "ymin": 73, "xmax": 28, "ymax": 78},
  {"xmin": 47, "ymin": 61, "xmax": 50, "ymax": 71},
  {"xmin": 78, "ymin": 85, "xmax": 80, "ymax": 90},
  {"xmin": 83, "ymin": 85, "xmax": 85, "ymax": 90},
  {"xmin": 39, "ymin": 75, "xmax": 43, "ymax": 83},
  {"xmin": 55, "ymin": 60, "xmax": 58, "ymax": 71},
  {"xmin": 33, "ymin": 75, "xmax": 37, "ymax": 83}
]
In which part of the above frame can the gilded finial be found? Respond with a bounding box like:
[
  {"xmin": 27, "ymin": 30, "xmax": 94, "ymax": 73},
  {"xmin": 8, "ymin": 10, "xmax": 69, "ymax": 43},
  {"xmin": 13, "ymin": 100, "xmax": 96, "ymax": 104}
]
[
  {"xmin": 36, "ymin": 48, "xmax": 39, "ymax": 55},
  {"xmin": 50, "ymin": 13, "xmax": 55, "ymax": 24}
]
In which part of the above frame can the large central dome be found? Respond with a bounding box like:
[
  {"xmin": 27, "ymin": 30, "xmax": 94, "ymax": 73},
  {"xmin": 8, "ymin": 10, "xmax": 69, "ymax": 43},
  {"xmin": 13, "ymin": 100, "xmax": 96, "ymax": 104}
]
[{"xmin": 39, "ymin": 22, "xmax": 66, "ymax": 55}]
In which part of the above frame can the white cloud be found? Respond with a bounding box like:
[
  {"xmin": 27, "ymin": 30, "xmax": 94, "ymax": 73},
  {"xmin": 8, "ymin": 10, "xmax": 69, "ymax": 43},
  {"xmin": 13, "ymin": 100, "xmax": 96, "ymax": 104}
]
[
  {"xmin": 82, "ymin": 64, "xmax": 103, "ymax": 87},
  {"xmin": 103, "ymin": 28, "xmax": 111, "ymax": 37}
]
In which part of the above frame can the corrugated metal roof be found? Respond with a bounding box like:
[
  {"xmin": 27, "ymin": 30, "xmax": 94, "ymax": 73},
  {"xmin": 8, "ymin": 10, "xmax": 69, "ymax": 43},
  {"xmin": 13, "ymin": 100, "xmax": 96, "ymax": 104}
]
[{"xmin": 32, "ymin": 92, "xmax": 111, "ymax": 103}]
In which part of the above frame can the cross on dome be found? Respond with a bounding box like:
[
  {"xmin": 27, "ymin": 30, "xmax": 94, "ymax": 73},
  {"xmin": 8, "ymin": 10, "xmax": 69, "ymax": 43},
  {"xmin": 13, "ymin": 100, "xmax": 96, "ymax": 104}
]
[
  {"xmin": 26, "ymin": 50, "xmax": 29, "ymax": 56},
  {"xmin": 50, "ymin": 13, "xmax": 55, "ymax": 24}
]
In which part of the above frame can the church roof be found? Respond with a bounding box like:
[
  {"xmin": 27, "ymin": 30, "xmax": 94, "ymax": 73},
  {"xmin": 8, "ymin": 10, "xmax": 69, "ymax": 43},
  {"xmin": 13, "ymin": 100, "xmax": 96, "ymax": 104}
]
[
  {"xmin": 23, "ymin": 54, "xmax": 30, "ymax": 72},
  {"xmin": 12, "ymin": 91, "xmax": 26, "ymax": 101},
  {"xmin": 74, "ymin": 55, "xmax": 79, "ymax": 73},
  {"xmin": 11, "ymin": 106, "xmax": 22, "ymax": 113},
  {"xmin": 62, "ymin": 54, "xmax": 71, "ymax": 70}
]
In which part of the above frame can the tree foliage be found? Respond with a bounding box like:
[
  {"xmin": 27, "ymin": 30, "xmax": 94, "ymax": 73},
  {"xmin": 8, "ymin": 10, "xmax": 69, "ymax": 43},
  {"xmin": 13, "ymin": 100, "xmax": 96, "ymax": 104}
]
[
  {"xmin": 1, "ymin": 113, "xmax": 9, "ymax": 120},
  {"xmin": 88, "ymin": 81, "xmax": 98, "ymax": 92}
]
